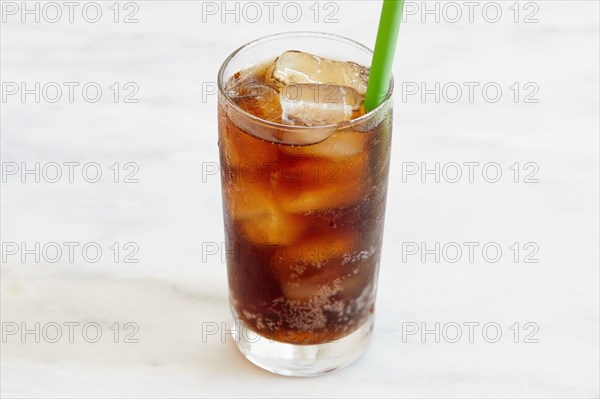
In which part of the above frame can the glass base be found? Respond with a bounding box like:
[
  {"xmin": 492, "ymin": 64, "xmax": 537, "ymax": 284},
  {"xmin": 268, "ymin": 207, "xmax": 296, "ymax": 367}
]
[{"xmin": 231, "ymin": 308, "xmax": 374, "ymax": 377}]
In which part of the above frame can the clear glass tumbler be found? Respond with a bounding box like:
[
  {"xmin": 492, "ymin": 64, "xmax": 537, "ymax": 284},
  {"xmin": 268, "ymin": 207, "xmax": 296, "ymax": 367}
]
[{"xmin": 217, "ymin": 32, "xmax": 393, "ymax": 376}]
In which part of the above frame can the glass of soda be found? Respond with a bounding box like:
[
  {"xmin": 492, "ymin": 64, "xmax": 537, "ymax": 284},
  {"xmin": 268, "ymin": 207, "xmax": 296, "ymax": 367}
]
[{"xmin": 217, "ymin": 32, "xmax": 393, "ymax": 376}]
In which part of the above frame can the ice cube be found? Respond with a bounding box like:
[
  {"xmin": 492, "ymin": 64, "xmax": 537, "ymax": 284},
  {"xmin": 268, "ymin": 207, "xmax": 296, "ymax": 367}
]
[
  {"xmin": 273, "ymin": 234, "xmax": 355, "ymax": 270},
  {"xmin": 270, "ymin": 233, "xmax": 356, "ymax": 301},
  {"xmin": 280, "ymin": 84, "xmax": 361, "ymax": 127},
  {"xmin": 230, "ymin": 83, "xmax": 282, "ymax": 123},
  {"xmin": 274, "ymin": 153, "xmax": 369, "ymax": 214},
  {"xmin": 272, "ymin": 51, "xmax": 369, "ymax": 95},
  {"xmin": 227, "ymin": 177, "xmax": 305, "ymax": 245},
  {"xmin": 238, "ymin": 205, "xmax": 305, "ymax": 245},
  {"xmin": 278, "ymin": 179, "xmax": 362, "ymax": 214},
  {"xmin": 283, "ymin": 131, "xmax": 368, "ymax": 158},
  {"xmin": 219, "ymin": 112, "xmax": 280, "ymax": 167},
  {"xmin": 279, "ymin": 276, "xmax": 340, "ymax": 302}
]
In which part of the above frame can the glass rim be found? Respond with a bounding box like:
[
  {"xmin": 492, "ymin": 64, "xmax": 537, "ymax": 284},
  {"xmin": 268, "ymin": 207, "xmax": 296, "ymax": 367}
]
[{"xmin": 217, "ymin": 31, "xmax": 394, "ymax": 132}]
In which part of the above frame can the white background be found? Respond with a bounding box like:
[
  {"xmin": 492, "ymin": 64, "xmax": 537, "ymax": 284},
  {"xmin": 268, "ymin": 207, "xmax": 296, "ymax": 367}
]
[{"xmin": 1, "ymin": 1, "xmax": 599, "ymax": 397}]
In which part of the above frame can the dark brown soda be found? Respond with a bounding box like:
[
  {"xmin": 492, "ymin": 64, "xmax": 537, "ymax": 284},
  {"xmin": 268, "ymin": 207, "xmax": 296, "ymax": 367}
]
[{"xmin": 218, "ymin": 62, "xmax": 392, "ymax": 345}]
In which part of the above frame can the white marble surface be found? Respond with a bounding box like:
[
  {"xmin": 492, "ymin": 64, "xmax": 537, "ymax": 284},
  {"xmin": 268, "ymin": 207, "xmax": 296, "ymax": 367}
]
[{"xmin": 1, "ymin": 1, "xmax": 598, "ymax": 397}]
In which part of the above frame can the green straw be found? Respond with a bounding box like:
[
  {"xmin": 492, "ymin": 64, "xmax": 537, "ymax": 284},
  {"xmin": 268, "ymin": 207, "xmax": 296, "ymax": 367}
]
[{"xmin": 364, "ymin": 0, "xmax": 404, "ymax": 112}]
